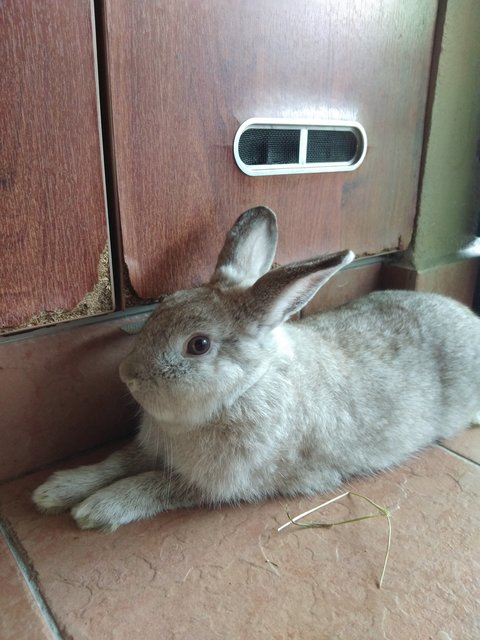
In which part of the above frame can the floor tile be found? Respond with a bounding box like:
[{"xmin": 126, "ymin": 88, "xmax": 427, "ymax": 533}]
[
  {"xmin": 0, "ymin": 535, "xmax": 51, "ymax": 640},
  {"xmin": 0, "ymin": 445, "xmax": 478, "ymax": 640},
  {"xmin": 441, "ymin": 427, "xmax": 480, "ymax": 464}
]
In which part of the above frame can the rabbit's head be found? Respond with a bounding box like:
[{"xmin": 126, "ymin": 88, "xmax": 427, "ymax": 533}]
[{"xmin": 119, "ymin": 206, "xmax": 354, "ymax": 432}]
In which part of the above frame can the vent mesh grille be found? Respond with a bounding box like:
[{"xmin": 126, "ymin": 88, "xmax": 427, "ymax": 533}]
[
  {"xmin": 306, "ymin": 130, "xmax": 357, "ymax": 163},
  {"xmin": 238, "ymin": 128, "xmax": 300, "ymax": 165},
  {"xmin": 233, "ymin": 120, "xmax": 366, "ymax": 175}
]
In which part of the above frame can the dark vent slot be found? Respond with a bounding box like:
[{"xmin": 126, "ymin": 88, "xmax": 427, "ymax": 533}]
[
  {"xmin": 306, "ymin": 130, "xmax": 358, "ymax": 163},
  {"xmin": 238, "ymin": 128, "xmax": 300, "ymax": 165}
]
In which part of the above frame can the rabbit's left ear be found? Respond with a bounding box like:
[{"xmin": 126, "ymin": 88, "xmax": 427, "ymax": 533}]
[
  {"xmin": 249, "ymin": 250, "xmax": 355, "ymax": 328},
  {"xmin": 210, "ymin": 206, "xmax": 278, "ymax": 288}
]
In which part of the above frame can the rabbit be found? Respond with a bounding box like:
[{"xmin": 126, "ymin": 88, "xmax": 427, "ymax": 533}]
[{"xmin": 33, "ymin": 205, "xmax": 480, "ymax": 531}]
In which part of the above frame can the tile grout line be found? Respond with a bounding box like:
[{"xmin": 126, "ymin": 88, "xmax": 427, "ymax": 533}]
[
  {"xmin": 0, "ymin": 515, "xmax": 64, "ymax": 640},
  {"xmin": 436, "ymin": 444, "xmax": 480, "ymax": 468}
]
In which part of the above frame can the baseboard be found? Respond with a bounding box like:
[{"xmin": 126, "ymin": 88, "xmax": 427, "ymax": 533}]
[{"xmin": 381, "ymin": 258, "xmax": 479, "ymax": 307}]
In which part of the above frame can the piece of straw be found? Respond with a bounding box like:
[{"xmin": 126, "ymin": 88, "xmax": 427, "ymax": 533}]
[{"xmin": 277, "ymin": 491, "xmax": 392, "ymax": 589}]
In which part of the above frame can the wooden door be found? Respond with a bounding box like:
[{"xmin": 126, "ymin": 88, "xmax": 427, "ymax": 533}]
[
  {"xmin": 103, "ymin": 0, "xmax": 438, "ymax": 301},
  {"xmin": 1, "ymin": 0, "xmax": 112, "ymax": 333}
]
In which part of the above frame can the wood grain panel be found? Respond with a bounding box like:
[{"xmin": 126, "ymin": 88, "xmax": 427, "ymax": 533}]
[
  {"xmin": 104, "ymin": 0, "xmax": 438, "ymax": 299},
  {"xmin": 0, "ymin": 0, "xmax": 112, "ymax": 332},
  {"xmin": 303, "ymin": 262, "xmax": 383, "ymax": 316}
]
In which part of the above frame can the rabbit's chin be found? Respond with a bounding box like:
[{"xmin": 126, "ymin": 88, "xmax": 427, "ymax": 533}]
[{"xmin": 133, "ymin": 390, "xmax": 223, "ymax": 433}]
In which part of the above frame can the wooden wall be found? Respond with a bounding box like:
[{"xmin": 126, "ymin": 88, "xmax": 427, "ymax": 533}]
[
  {"xmin": 0, "ymin": 0, "xmax": 112, "ymax": 332},
  {"xmin": 103, "ymin": 0, "xmax": 438, "ymax": 299},
  {"xmin": 1, "ymin": 0, "xmax": 439, "ymax": 327}
]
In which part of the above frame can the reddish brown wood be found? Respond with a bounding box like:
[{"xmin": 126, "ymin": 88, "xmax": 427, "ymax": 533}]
[
  {"xmin": 0, "ymin": 0, "xmax": 112, "ymax": 331},
  {"xmin": 104, "ymin": 0, "xmax": 438, "ymax": 300},
  {"xmin": 304, "ymin": 262, "xmax": 383, "ymax": 316}
]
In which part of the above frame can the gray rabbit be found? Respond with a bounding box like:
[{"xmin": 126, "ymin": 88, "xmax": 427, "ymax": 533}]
[{"xmin": 33, "ymin": 206, "xmax": 480, "ymax": 530}]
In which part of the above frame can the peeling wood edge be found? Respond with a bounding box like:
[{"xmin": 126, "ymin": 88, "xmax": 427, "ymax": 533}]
[
  {"xmin": 0, "ymin": 244, "xmax": 114, "ymax": 336},
  {"xmin": 121, "ymin": 259, "xmax": 163, "ymax": 308}
]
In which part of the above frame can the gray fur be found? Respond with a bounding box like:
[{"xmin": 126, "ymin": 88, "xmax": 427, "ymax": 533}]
[{"xmin": 33, "ymin": 206, "xmax": 480, "ymax": 530}]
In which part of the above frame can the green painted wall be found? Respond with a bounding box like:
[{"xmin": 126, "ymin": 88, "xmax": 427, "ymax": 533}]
[{"xmin": 411, "ymin": 0, "xmax": 480, "ymax": 271}]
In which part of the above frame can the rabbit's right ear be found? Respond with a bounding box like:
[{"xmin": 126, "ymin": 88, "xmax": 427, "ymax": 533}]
[
  {"xmin": 249, "ymin": 250, "xmax": 355, "ymax": 328},
  {"xmin": 210, "ymin": 206, "xmax": 278, "ymax": 288}
]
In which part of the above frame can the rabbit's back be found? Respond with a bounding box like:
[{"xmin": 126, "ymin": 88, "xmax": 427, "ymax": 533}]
[
  {"xmin": 310, "ymin": 290, "xmax": 480, "ymax": 366},
  {"xmin": 289, "ymin": 290, "xmax": 480, "ymax": 475}
]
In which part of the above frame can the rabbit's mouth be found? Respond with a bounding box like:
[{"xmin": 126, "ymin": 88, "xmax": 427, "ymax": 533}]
[{"xmin": 120, "ymin": 371, "xmax": 221, "ymax": 431}]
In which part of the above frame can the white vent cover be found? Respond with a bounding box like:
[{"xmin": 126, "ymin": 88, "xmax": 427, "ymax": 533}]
[{"xmin": 233, "ymin": 118, "xmax": 367, "ymax": 176}]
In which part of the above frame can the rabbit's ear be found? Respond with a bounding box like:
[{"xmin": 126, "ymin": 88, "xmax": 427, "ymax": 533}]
[
  {"xmin": 249, "ymin": 250, "xmax": 355, "ymax": 328},
  {"xmin": 210, "ymin": 206, "xmax": 278, "ymax": 288}
]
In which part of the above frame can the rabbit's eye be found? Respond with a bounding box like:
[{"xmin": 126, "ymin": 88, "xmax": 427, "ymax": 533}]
[{"xmin": 186, "ymin": 335, "xmax": 211, "ymax": 356}]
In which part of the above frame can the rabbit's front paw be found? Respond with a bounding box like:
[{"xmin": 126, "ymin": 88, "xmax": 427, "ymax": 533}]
[
  {"xmin": 71, "ymin": 489, "xmax": 137, "ymax": 532},
  {"xmin": 70, "ymin": 472, "xmax": 177, "ymax": 531},
  {"xmin": 32, "ymin": 466, "xmax": 107, "ymax": 513},
  {"xmin": 71, "ymin": 495, "xmax": 114, "ymax": 531},
  {"xmin": 32, "ymin": 472, "xmax": 85, "ymax": 513}
]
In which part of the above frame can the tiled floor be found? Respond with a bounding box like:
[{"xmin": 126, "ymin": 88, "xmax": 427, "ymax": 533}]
[{"xmin": 0, "ymin": 430, "xmax": 478, "ymax": 640}]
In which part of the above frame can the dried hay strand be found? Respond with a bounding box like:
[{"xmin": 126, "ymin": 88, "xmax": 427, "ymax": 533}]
[{"xmin": 277, "ymin": 491, "xmax": 392, "ymax": 589}]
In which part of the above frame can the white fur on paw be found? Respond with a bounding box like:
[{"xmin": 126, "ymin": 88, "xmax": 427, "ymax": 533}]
[
  {"xmin": 471, "ymin": 412, "xmax": 480, "ymax": 426},
  {"xmin": 32, "ymin": 474, "xmax": 80, "ymax": 513},
  {"xmin": 71, "ymin": 493, "xmax": 125, "ymax": 532},
  {"xmin": 32, "ymin": 466, "xmax": 110, "ymax": 515}
]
